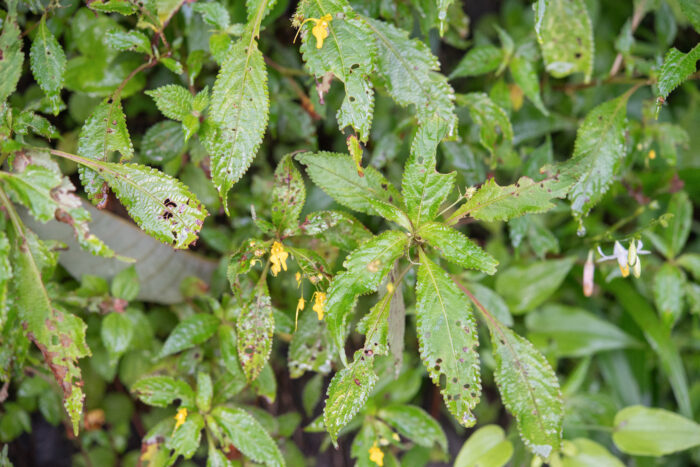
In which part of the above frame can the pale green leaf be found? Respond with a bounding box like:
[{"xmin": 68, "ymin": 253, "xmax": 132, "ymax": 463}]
[
  {"xmin": 561, "ymin": 438, "xmax": 623, "ymax": 467},
  {"xmin": 237, "ymin": 289, "xmax": 275, "ymax": 381},
  {"xmin": 365, "ymin": 17, "xmax": 457, "ymax": 130},
  {"xmin": 449, "ymin": 45, "xmax": 504, "ymax": 79},
  {"xmin": 509, "ymin": 48, "xmax": 548, "ymax": 115},
  {"xmin": 558, "ymin": 94, "xmax": 630, "ymax": 222},
  {"xmin": 656, "ymin": 44, "xmax": 700, "ymax": 101},
  {"xmin": 465, "ymin": 283, "xmax": 512, "ymax": 327},
  {"xmin": 525, "ymin": 305, "xmax": 640, "ymax": 357},
  {"xmin": 159, "ymin": 314, "xmax": 219, "ymax": 357},
  {"xmin": 271, "ymin": 155, "xmax": 305, "ymax": 236},
  {"xmin": 101, "ymin": 312, "xmax": 134, "ymax": 362},
  {"xmin": 29, "ymin": 18, "xmax": 66, "ymax": 114},
  {"xmin": 454, "ymin": 425, "xmax": 513, "ymax": 467},
  {"xmin": 131, "ymin": 376, "xmax": 195, "ymax": 408},
  {"xmin": 401, "ymin": 117, "xmax": 455, "ymax": 227},
  {"xmin": 87, "ymin": 0, "xmax": 139, "ymax": 15},
  {"xmin": 534, "ymin": 0, "xmax": 593, "ymax": 82},
  {"xmin": 210, "ymin": 406, "xmax": 284, "ymax": 466},
  {"xmin": 296, "ymin": 151, "xmax": 403, "ymax": 217},
  {"xmin": 495, "ymin": 257, "xmax": 574, "ymax": 314},
  {"xmin": 612, "ymin": 405, "xmax": 700, "ymax": 456},
  {"xmin": 378, "ymin": 404, "xmax": 447, "ymax": 450},
  {"xmin": 105, "ymin": 30, "xmax": 152, "ymax": 55},
  {"xmin": 288, "ymin": 309, "xmax": 333, "ymax": 378},
  {"xmin": 448, "ymin": 176, "xmax": 570, "ymax": 224},
  {"xmin": 457, "ymin": 93, "xmax": 513, "ymax": 155},
  {"xmin": 416, "ymin": 250, "xmax": 481, "ymax": 427},
  {"xmin": 486, "ymin": 317, "xmax": 563, "ymax": 458},
  {"xmin": 653, "ymin": 263, "xmax": 686, "ymax": 325},
  {"xmin": 678, "ymin": 253, "xmax": 700, "ymax": 281},
  {"xmin": 324, "ymin": 350, "xmax": 378, "ymax": 443},
  {"xmin": 146, "ymin": 84, "xmax": 193, "ymax": 122},
  {"xmin": 196, "ymin": 372, "xmax": 213, "ymax": 413},
  {"xmin": 0, "ymin": 17, "xmax": 23, "ymax": 102},
  {"xmin": 418, "ymin": 222, "xmax": 498, "ymax": 275},
  {"xmin": 205, "ymin": 39, "xmax": 269, "ymax": 213},
  {"xmin": 111, "ymin": 265, "xmax": 139, "ymax": 300},
  {"xmin": 1, "ymin": 165, "xmax": 62, "ymax": 222}
]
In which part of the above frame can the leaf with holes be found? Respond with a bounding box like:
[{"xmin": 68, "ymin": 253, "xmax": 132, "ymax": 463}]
[
  {"xmin": 534, "ymin": 0, "xmax": 593, "ymax": 82},
  {"xmin": 325, "ymin": 230, "xmax": 408, "ymax": 356},
  {"xmin": 0, "ymin": 17, "xmax": 24, "ymax": 103},
  {"xmin": 297, "ymin": 0, "xmax": 376, "ymax": 141},
  {"xmin": 419, "ymin": 222, "xmax": 498, "ymax": 275},
  {"xmin": 401, "ymin": 117, "xmax": 455, "ymax": 227},
  {"xmin": 365, "ymin": 17, "xmax": 456, "ymax": 131},
  {"xmin": 288, "ymin": 309, "xmax": 333, "ymax": 378},
  {"xmin": 271, "ymin": 154, "xmax": 305, "ymax": 236},
  {"xmin": 29, "ymin": 17, "xmax": 66, "ymax": 114},
  {"xmin": 415, "ymin": 250, "xmax": 481, "ymax": 428},
  {"xmin": 77, "ymin": 98, "xmax": 133, "ymax": 202},
  {"xmin": 296, "ymin": 151, "xmax": 403, "ymax": 218},
  {"xmin": 558, "ymin": 93, "xmax": 630, "ymax": 222},
  {"xmin": 457, "ymin": 93, "xmax": 513, "ymax": 155},
  {"xmin": 324, "ymin": 350, "xmax": 378, "ymax": 444},
  {"xmin": 204, "ymin": 39, "xmax": 269, "ymax": 213},
  {"xmin": 237, "ymin": 288, "xmax": 274, "ymax": 382},
  {"xmin": 485, "ymin": 317, "xmax": 563, "ymax": 458}
]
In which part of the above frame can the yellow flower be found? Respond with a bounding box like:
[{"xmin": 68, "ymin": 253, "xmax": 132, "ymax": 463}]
[
  {"xmin": 648, "ymin": 149, "xmax": 656, "ymax": 160},
  {"xmin": 312, "ymin": 291, "xmax": 326, "ymax": 320},
  {"xmin": 296, "ymin": 14, "xmax": 333, "ymax": 49},
  {"xmin": 296, "ymin": 271, "xmax": 302, "ymax": 287},
  {"xmin": 295, "ymin": 296, "xmax": 306, "ymax": 330},
  {"xmin": 368, "ymin": 442, "xmax": 384, "ymax": 466},
  {"xmin": 174, "ymin": 408, "xmax": 187, "ymax": 429},
  {"xmin": 270, "ymin": 241, "xmax": 288, "ymax": 277},
  {"xmin": 386, "ymin": 283, "xmax": 394, "ymax": 294}
]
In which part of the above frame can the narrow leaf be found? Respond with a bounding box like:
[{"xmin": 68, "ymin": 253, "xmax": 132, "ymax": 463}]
[
  {"xmin": 509, "ymin": 49, "xmax": 548, "ymax": 115},
  {"xmin": 289, "ymin": 309, "xmax": 333, "ymax": 378},
  {"xmin": 30, "ymin": 17, "xmax": 66, "ymax": 114},
  {"xmin": 0, "ymin": 17, "xmax": 23, "ymax": 102},
  {"xmin": 237, "ymin": 288, "xmax": 275, "ymax": 381},
  {"xmin": 449, "ymin": 45, "xmax": 503, "ymax": 79},
  {"xmin": 656, "ymin": 44, "xmax": 700, "ymax": 101},
  {"xmin": 159, "ymin": 314, "xmax": 219, "ymax": 357},
  {"xmin": 271, "ymin": 154, "xmax": 305, "ymax": 236}
]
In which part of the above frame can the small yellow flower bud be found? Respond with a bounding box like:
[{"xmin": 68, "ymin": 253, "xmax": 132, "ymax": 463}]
[
  {"xmin": 368, "ymin": 442, "xmax": 384, "ymax": 466},
  {"xmin": 312, "ymin": 292, "xmax": 326, "ymax": 320},
  {"xmin": 386, "ymin": 283, "xmax": 395, "ymax": 294},
  {"xmin": 648, "ymin": 149, "xmax": 656, "ymax": 160},
  {"xmin": 174, "ymin": 408, "xmax": 188, "ymax": 429},
  {"xmin": 270, "ymin": 241, "xmax": 288, "ymax": 277}
]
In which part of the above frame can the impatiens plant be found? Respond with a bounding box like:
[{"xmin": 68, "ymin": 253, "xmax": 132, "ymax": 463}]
[{"xmin": 1, "ymin": 0, "xmax": 700, "ymax": 465}]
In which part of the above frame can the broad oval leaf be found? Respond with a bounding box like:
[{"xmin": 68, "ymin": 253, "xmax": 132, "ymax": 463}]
[
  {"xmin": 378, "ymin": 404, "xmax": 447, "ymax": 450},
  {"xmin": 131, "ymin": 375, "xmax": 195, "ymax": 408},
  {"xmin": 159, "ymin": 313, "xmax": 219, "ymax": 358},
  {"xmin": 418, "ymin": 222, "xmax": 498, "ymax": 275},
  {"xmin": 495, "ymin": 257, "xmax": 574, "ymax": 314},
  {"xmin": 612, "ymin": 405, "xmax": 700, "ymax": 456},
  {"xmin": 101, "ymin": 312, "xmax": 134, "ymax": 362},
  {"xmin": 562, "ymin": 438, "xmax": 623, "ymax": 467},
  {"xmin": 415, "ymin": 250, "xmax": 481, "ymax": 427},
  {"xmin": 454, "ymin": 425, "xmax": 513, "ymax": 467},
  {"xmin": 237, "ymin": 289, "xmax": 275, "ymax": 382},
  {"xmin": 145, "ymin": 84, "xmax": 193, "ymax": 122},
  {"xmin": 210, "ymin": 406, "xmax": 284, "ymax": 466}
]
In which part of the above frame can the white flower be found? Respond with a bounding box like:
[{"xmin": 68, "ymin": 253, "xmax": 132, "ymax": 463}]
[{"xmin": 597, "ymin": 240, "xmax": 650, "ymax": 278}]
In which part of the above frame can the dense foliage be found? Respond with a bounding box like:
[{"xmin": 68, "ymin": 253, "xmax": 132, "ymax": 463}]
[{"xmin": 1, "ymin": 0, "xmax": 700, "ymax": 465}]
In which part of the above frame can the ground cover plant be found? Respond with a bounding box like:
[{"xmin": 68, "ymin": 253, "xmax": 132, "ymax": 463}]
[{"xmin": 1, "ymin": 0, "xmax": 700, "ymax": 465}]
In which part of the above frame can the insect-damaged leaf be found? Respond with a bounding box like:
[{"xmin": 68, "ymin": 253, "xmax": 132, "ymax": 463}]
[
  {"xmin": 324, "ymin": 350, "xmax": 378, "ymax": 444},
  {"xmin": 237, "ymin": 287, "xmax": 275, "ymax": 382},
  {"xmin": 297, "ymin": 0, "xmax": 376, "ymax": 141},
  {"xmin": 271, "ymin": 154, "xmax": 305, "ymax": 236},
  {"xmin": 205, "ymin": 38, "xmax": 269, "ymax": 213},
  {"xmin": 29, "ymin": 17, "xmax": 66, "ymax": 115},
  {"xmin": 534, "ymin": 0, "xmax": 594, "ymax": 82},
  {"xmin": 415, "ymin": 250, "xmax": 481, "ymax": 428}
]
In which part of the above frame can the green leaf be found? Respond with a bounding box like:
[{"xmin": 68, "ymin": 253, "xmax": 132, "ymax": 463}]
[
  {"xmin": 678, "ymin": 253, "xmax": 700, "ymax": 281},
  {"xmin": 271, "ymin": 155, "xmax": 305, "ymax": 236},
  {"xmin": 237, "ymin": 288, "xmax": 275, "ymax": 381},
  {"xmin": 449, "ymin": 45, "xmax": 504, "ymax": 79},
  {"xmin": 325, "ymin": 230, "xmax": 408, "ymax": 355},
  {"xmin": 401, "ymin": 117, "xmax": 455, "ymax": 227},
  {"xmin": 87, "ymin": 0, "xmax": 139, "ymax": 15},
  {"xmin": 288, "ymin": 309, "xmax": 333, "ymax": 378},
  {"xmin": 562, "ymin": 438, "xmax": 623, "ymax": 467},
  {"xmin": 365, "ymin": 17, "xmax": 457, "ymax": 130},
  {"xmin": 558, "ymin": 93, "xmax": 630, "ymax": 222},
  {"xmin": 111, "ymin": 265, "xmax": 139, "ymax": 301},
  {"xmin": 89, "ymin": 161, "xmax": 207, "ymax": 249},
  {"xmin": 101, "ymin": 312, "xmax": 134, "ymax": 362},
  {"xmin": 495, "ymin": 257, "xmax": 574, "ymax": 314},
  {"xmin": 77, "ymin": 98, "xmax": 134, "ymax": 202},
  {"xmin": 159, "ymin": 314, "xmax": 219, "ymax": 357},
  {"xmin": 297, "ymin": 0, "xmax": 376, "ymax": 141},
  {"xmin": 299, "ymin": 210, "xmax": 372, "ymax": 251},
  {"xmin": 533, "ymin": 0, "xmax": 594, "ymax": 82},
  {"xmin": 612, "ymin": 405, "xmax": 700, "ymax": 456},
  {"xmin": 192, "ymin": 2, "xmax": 231, "ymax": 30},
  {"xmin": 378, "ymin": 404, "xmax": 447, "ymax": 450},
  {"xmin": 679, "ymin": 0, "xmax": 700, "ymax": 33},
  {"xmin": 141, "ymin": 120, "xmax": 187, "ymax": 164},
  {"xmin": 105, "ymin": 30, "xmax": 152, "ymax": 55},
  {"xmin": 418, "ymin": 222, "xmax": 498, "ymax": 275},
  {"xmin": 324, "ymin": 350, "xmax": 378, "ymax": 443},
  {"xmin": 131, "ymin": 376, "xmax": 195, "ymax": 408},
  {"xmin": 454, "ymin": 425, "xmax": 514, "ymax": 467},
  {"xmin": 655, "ymin": 191, "xmax": 692, "ymax": 259},
  {"xmin": 457, "ymin": 93, "xmax": 513, "ymax": 155},
  {"xmin": 653, "ymin": 263, "xmax": 686, "ymax": 325},
  {"xmin": 217, "ymin": 325, "xmax": 247, "ymax": 395},
  {"xmin": 167, "ymin": 412, "xmax": 204, "ymax": 460},
  {"xmin": 0, "ymin": 17, "xmax": 23, "ymax": 103},
  {"xmin": 29, "ymin": 17, "xmax": 66, "ymax": 114},
  {"xmin": 204, "ymin": 38, "xmax": 269, "ymax": 213},
  {"xmin": 465, "ymin": 282, "xmax": 512, "ymax": 327},
  {"xmin": 415, "ymin": 250, "xmax": 481, "ymax": 427},
  {"xmin": 210, "ymin": 406, "xmax": 284, "ymax": 466},
  {"xmin": 448, "ymin": 176, "xmax": 569, "ymax": 224},
  {"xmin": 146, "ymin": 84, "xmax": 193, "ymax": 122},
  {"xmin": 1, "ymin": 164, "xmax": 62, "ymax": 222},
  {"xmin": 509, "ymin": 47, "xmax": 548, "ymax": 115},
  {"xmin": 196, "ymin": 372, "xmax": 213, "ymax": 413},
  {"xmin": 296, "ymin": 151, "xmax": 403, "ymax": 217},
  {"xmin": 656, "ymin": 44, "xmax": 700, "ymax": 101},
  {"xmin": 485, "ymin": 316, "xmax": 563, "ymax": 458},
  {"xmin": 525, "ymin": 305, "xmax": 640, "ymax": 357}
]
